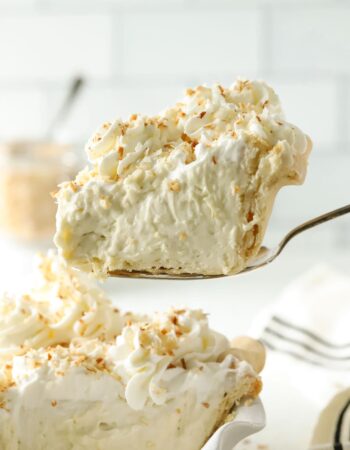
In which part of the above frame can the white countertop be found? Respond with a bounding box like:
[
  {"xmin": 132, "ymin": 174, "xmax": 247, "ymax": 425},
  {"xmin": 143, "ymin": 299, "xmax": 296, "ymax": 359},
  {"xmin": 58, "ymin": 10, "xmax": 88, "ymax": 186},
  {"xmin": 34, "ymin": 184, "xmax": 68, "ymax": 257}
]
[{"xmin": 1, "ymin": 232, "xmax": 349, "ymax": 450}]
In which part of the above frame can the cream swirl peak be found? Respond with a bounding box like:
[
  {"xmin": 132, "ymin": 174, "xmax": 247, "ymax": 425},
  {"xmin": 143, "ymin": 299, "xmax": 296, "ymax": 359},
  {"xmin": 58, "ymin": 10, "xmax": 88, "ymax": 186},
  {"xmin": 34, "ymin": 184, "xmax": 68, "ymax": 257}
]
[
  {"xmin": 55, "ymin": 79, "xmax": 312, "ymax": 276},
  {"xmin": 109, "ymin": 308, "xmax": 231, "ymax": 410},
  {"xmin": 0, "ymin": 251, "xmax": 132, "ymax": 355}
]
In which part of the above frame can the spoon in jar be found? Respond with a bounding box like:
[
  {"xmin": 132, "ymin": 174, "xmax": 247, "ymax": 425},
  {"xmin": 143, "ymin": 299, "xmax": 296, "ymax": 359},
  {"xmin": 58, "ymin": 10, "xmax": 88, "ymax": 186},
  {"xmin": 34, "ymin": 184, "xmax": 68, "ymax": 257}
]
[
  {"xmin": 109, "ymin": 203, "xmax": 350, "ymax": 280},
  {"xmin": 46, "ymin": 77, "xmax": 84, "ymax": 141}
]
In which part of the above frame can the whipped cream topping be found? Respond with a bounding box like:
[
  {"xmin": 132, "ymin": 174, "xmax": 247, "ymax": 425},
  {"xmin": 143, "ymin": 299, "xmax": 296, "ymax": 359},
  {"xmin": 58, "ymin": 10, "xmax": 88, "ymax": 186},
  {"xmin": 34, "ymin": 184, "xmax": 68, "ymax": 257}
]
[
  {"xmin": 0, "ymin": 252, "xmax": 255, "ymax": 409},
  {"xmin": 0, "ymin": 252, "xmax": 133, "ymax": 357},
  {"xmin": 84, "ymin": 80, "xmax": 286, "ymax": 175},
  {"xmin": 0, "ymin": 340, "xmax": 256, "ymax": 450},
  {"xmin": 0, "ymin": 252, "xmax": 261, "ymax": 449},
  {"xmin": 109, "ymin": 308, "xmax": 232, "ymax": 410},
  {"xmin": 55, "ymin": 79, "xmax": 311, "ymax": 276},
  {"xmin": 0, "ymin": 307, "xmax": 241, "ymax": 411}
]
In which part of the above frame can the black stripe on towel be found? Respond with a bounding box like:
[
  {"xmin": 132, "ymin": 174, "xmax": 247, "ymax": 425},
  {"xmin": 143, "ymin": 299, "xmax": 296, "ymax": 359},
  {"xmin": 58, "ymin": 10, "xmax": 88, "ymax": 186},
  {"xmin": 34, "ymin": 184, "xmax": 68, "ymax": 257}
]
[
  {"xmin": 260, "ymin": 338, "xmax": 350, "ymax": 372},
  {"xmin": 334, "ymin": 399, "xmax": 350, "ymax": 450},
  {"xmin": 263, "ymin": 327, "xmax": 350, "ymax": 361},
  {"xmin": 271, "ymin": 316, "xmax": 350, "ymax": 350}
]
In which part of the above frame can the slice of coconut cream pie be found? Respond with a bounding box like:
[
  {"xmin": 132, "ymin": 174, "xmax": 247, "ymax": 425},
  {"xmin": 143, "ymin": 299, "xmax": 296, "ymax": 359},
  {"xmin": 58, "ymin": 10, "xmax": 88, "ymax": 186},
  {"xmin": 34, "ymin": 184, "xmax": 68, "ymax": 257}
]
[
  {"xmin": 55, "ymin": 79, "xmax": 311, "ymax": 277},
  {"xmin": 0, "ymin": 252, "xmax": 263, "ymax": 450}
]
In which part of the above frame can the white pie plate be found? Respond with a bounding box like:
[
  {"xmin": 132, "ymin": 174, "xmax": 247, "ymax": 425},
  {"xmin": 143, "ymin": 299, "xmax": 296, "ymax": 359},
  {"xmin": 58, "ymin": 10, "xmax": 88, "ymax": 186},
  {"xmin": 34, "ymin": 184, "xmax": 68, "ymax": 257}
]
[{"xmin": 203, "ymin": 398, "xmax": 265, "ymax": 450}]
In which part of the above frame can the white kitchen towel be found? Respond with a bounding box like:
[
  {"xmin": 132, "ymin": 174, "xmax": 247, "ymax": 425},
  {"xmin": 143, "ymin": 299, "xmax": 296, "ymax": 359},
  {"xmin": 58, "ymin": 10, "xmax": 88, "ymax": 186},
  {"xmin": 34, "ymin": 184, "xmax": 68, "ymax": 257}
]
[{"xmin": 251, "ymin": 265, "xmax": 350, "ymax": 450}]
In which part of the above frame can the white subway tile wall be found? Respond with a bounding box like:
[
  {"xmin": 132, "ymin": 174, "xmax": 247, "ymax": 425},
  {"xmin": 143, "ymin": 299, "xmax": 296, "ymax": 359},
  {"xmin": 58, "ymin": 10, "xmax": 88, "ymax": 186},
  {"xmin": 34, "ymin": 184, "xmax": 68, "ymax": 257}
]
[
  {"xmin": 270, "ymin": 5, "xmax": 350, "ymax": 74},
  {"xmin": 271, "ymin": 79, "xmax": 338, "ymax": 151},
  {"xmin": 122, "ymin": 11, "xmax": 261, "ymax": 76},
  {"xmin": 0, "ymin": 0, "xmax": 349, "ymax": 248},
  {"xmin": 0, "ymin": 88, "xmax": 46, "ymax": 137},
  {"xmin": 0, "ymin": 15, "xmax": 113, "ymax": 81}
]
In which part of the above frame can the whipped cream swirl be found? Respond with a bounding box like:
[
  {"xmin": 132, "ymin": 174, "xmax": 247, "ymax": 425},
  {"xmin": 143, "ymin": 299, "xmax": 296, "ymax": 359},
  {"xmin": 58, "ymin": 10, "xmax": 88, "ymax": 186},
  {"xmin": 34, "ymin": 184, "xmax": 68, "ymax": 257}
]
[
  {"xmin": 0, "ymin": 252, "xmax": 130, "ymax": 356},
  {"xmin": 108, "ymin": 309, "xmax": 233, "ymax": 410}
]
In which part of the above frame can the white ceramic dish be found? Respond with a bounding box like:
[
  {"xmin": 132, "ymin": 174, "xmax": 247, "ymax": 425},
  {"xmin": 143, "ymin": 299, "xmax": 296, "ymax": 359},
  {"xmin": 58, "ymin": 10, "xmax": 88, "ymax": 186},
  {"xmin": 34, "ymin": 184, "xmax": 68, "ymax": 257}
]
[{"xmin": 203, "ymin": 398, "xmax": 265, "ymax": 450}]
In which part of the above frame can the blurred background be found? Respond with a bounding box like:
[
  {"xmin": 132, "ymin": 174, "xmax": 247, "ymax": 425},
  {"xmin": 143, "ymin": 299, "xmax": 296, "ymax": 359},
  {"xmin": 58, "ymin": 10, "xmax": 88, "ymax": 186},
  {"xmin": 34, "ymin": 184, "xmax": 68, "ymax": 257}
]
[{"xmin": 0, "ymin": 1, "xmax": 349, "ymax": 449}]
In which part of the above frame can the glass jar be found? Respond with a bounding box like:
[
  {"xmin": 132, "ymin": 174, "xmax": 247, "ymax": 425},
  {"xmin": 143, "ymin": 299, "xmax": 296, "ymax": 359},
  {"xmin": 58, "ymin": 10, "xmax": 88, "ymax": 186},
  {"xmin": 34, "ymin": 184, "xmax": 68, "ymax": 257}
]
[{"xmin": 0, "ymin": 140, "xmax": 80, "ymax": 242}]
